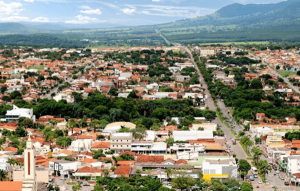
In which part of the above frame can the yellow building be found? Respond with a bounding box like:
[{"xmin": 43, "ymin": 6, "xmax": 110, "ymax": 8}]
[{"xmin": 266, "ymin": 135, "xmax": 285, "ymax": 148}]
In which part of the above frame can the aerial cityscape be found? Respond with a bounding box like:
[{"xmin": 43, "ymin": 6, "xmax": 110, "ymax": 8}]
[{"xmin": 0, "ymin": 0, "xmax": 300, "ymax": 191}]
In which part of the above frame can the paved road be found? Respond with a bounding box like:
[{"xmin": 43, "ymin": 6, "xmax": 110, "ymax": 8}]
[
  {"xmin": 182, "ymin": 45, "xmax": 216, "ymax": 111},
  {"xmin": 181, "ymin": 45, "xmax": 247, "ymax": 160},
  {"xmin": 267, "ymin": 66, "xmax": 300, "ymax": 94}
]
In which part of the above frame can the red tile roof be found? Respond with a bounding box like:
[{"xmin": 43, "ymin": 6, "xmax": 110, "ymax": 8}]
[
  {"xmin": 0, "ymin": 181, "xmax": 22, "ymax": 191},
  {"xmin": 4, "ymin": 147, "xmax": 18, "ymax": 152},
  {"xmin": 77, "ymin": 166, "xmax": 102, "ymax": 174},
  {"xmin": 137, "ymin": 156, "xmax": 164, "ymax": 164},
  {"xmin": 91, "ymin": 142, "xmax": 110, "ymax": 149},
  {"xmin": 176, "ymin": 159, "xmax": 188, "ymax": 164},
  {"xmin": 114, "ymin": 165, "xmax": 132, "ymax": 177}
]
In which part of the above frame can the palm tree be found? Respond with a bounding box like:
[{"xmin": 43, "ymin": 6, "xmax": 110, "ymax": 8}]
[
  {"xmin": 252, "ymin": 147, "xmax": 262, "ymax": 165},
  {"xmin": 67, "ymin": 119, "xmax": 77, "ymax": 135},
  {"xmin": 258, "ymin": 160, "xmax": 272, "ymax": 180},
  {"xmin": 166, "ymin": 167, "xmax": 173, "ymax": 179},
  {"xmin": 0, "ymin": 169, "xmax": 8, "ymax": 181}
]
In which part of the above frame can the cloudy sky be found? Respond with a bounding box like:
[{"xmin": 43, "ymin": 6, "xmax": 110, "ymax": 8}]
[{"xmin": 0, "ymin": 0, "xmax": 286, "ymax": 26}]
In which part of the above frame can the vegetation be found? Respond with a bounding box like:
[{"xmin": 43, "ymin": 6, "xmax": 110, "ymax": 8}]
[{"xmin": 93, "ymin": 176, "xmax": 174, "ymax": 191}]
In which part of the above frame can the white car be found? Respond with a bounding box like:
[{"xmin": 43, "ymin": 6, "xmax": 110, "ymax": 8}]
[{"xmin": 258, "ymin": 180, "xmax": 262, "ymax": 184}]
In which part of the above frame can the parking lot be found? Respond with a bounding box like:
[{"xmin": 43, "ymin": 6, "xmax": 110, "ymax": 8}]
[{"xmin": 52, "ymin": 177, "xmax": 95, "ymax": 191}]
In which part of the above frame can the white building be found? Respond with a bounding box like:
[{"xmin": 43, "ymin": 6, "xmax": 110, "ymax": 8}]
[
  {"xmin": 172, "ymin": 130, "xmax": 214, "ymax": 141},
  {"xmin": 131, "ymin": 141, "xmax": 167, "ymax": 154},
  {"xmin": 202, "ymin": 158, "xmax": 237, "ymax": 180},
  {"xmin": 287, "ymin": 155, "xmax": 300, "ymax": 177},
  {"xmin": 6, "ymin": 105, "xmax": 36, "ymax": 122},
  {"xmin": 49, "ymin": 160, "xmax": 79, "ymax": 178},
  {"xmin": 53, "ymin": 93, "xmax": 74, "ymax": 103},
  {"xmin": 70, "ymin": 138, "xmax": 92, "ymax": 152},
  {"xmin": 103, "ymin": 122, "xmax": 136, "ymax": 133}
]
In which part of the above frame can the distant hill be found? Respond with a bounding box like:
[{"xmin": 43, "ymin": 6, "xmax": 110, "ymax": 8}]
[
  {"xmin": 156, "ymin": 0, "xmax": 300, "ymax": 29},
  {"xmin": 0, "ymin": 0, "xmax": 300, "ymax": 46}
]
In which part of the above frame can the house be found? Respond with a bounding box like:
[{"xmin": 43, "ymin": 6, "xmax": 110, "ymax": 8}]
[
  {"xmin": 70, "ymin": 137, "xmax": 92, "ymax": 152},
  {"xmin": 176, "ymin": 75, "xmax": 191, "ymax": 82},
  {"xmin": 91, "ymin": 142, "xmax": 110, "ymax": 152},
  {"xmin": 73, "ymin": 166, "xmax": 103, "ymax": 179},
  {"xmin": 110, "ymin": 133, "xmax": 133, "ymax": 154},
  {"xmin": 113, "ymin": 165, "xmax": 132, "ymax": 178},
  {"xmin": 256, "ymin": 113, "xmax": 266, "ymax": 121},
  {"xmin": 190, "ymin": 123, "xmax": 217, "ymax": 131},
  {"xmin": 137, "ymin": 155, "xmax": 164, "ymax": 164},
  {"xmin": 131, "ymin": 141, "xmax": 167, "ymax": 155},
  {"xmin": 202, "ymin": 158, "xmax": 237, "ymax": 183},
  {"xmin": 6, "ymin": 105, "xmax": 36, "ymax": 122},
  {"xmin": 53, "ymin": 93, "xmax": 74, "ymax": 103}
]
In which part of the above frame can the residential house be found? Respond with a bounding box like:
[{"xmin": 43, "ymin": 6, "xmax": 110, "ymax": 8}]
[
  {"xmin": 110, "ymin": 133, "xmax": 133, "ymax": 154},
  {"xmin": 6, "ymin": 105, "xmax": 36, "ymax": 122}
]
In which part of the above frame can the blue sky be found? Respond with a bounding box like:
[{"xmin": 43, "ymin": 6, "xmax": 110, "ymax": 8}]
[{"xmin": 0, "ymin": 0, "xmax": 287, "ymax": 26}]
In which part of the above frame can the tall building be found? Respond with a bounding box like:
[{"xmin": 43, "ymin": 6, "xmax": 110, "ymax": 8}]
[{"xmin": 22, "ymin": 135, "xmax": 36, "ymax": 191}]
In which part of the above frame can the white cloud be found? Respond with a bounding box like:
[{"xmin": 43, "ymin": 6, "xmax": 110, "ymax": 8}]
[
  {"xmin": 0, "ymin": 1, "xmax": 24, "ymax": 16},
  {"xmin": 0, "ymin": 16, "xmax": 29, "ymax": 22},
  {"xmin": 152, "ymin": 0, "xmax": 161, "ymax": 1},
  {"xmin": 65, "ymin": 15, "xmax": 105, "ymax": 24},
  {"xmin": 32, "ymin": 17, "xmax": 49, "ymax": 22},
  {"xmin": 24, "ymin": 0, "xmax": 34, "ymax": 2},
  {"xmin": 137, "ymin": 4, "xmax": 215, "ymax": 18},
  {"xmin": 121, "ymin": 8, "xmax": 135, "ymax": 15},
  {"xmin": 79, "ymin": 5, "xmax": 91, "ymax": 10},
  {"xmin": 80, "ymin": 9, "xmax": 102, "ymax": 15}
]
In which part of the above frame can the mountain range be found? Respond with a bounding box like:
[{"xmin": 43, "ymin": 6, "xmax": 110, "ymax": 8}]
[{"xmin": 0, "ymin": 0, "xmax": 299, "ymax": 46}]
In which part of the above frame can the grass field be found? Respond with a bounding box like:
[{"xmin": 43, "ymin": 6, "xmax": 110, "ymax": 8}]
[
  {"xmin": 28, "ymin": 66, "xmax": 45, "ymax": 70},
  {"xmin": 188, "ymin": 155, "xmax": 229, "ymax": 166},
  {"xmin": 200, "ymin": 41, "xmax": 269, "ymax": 46},
  {"xmin": 278, "ymin": 70, "xmax": 297, "ymax": 77}
]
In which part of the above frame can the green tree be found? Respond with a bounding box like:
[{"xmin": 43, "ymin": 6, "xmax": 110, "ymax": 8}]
[
  {"xmin": 109, "ymin": 87, "xmax": 118, "ymax": 96},
  {"xmin": 171, "ymin": 170, "xmax": 197, "ymax": 191},
  {"xmin": 19, "ymin": 118, "xmax": 34, "ymax": 129},
  {"xmin": 257, "ymin": 159, "xmax": 272, "ymax": 180},
  {"xmin": 238, "ymin": 159, "xmax": 251, "ymax": 179},
  {"xmin": 0, "ymin": 169, "xmax": 8, "ymax": 181},
  {"xmin": 250, "ymin": 79, "xmax": 262, "ymax": 89},
  {"xmin": 165, "ymin": 138, "xmax": 174, "ymax": 146},
  {"xmin": 252, "ymin": 147, "xmax": 262, "ymax": 165},
  {"xmin": 72, "ymin": 182, "xmax": 82, "ymax": 191},
  {"xmin": 56, "ymin": 137, "xmax": 73, "ymax": 148},
  {"xmin": 151, "ymin": 108, "xmax": 170, "ymax": 121},
  {"xmin": 131, "ymin": 128, "xmax": 146, "ymax": 140},
  {"xmin": 15, "ymin": 126, "xmax": 27, "ymax": 137},
  {"xmin": 241, "ymin": 181, "xmax": 253, "ymax": 191}
]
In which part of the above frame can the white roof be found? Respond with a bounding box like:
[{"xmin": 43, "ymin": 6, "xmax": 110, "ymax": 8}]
[
  {"xmin": 151, "ymin": 142, "xmax": 167, "ymax": 151},
  {"xmin": 173, "ymin": 130, "xmax": 213, "ymax": 141},
  {"xmin": 145, "ymin": 131, "xmax": 156, "ymax": 141}
]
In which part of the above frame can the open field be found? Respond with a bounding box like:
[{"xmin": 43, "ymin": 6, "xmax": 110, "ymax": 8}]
[
  {"xmin": 28, "ymin": 66, "xmax": 45, "ymax": 70},
  {"xmin": 278, "ymin": 70, "xmax": 297, "ymax": 77},
  {"xmin": 199, "ymin": 41, "xmax": 270, "ymax": 46}
]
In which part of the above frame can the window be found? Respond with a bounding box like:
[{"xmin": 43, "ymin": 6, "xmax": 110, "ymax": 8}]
[
  {"xmin": 203, "ymin": 169, "xmax": 209, "ymax": 174},
  {"xmin": 210, "ymin": 169, "xmax": 216, "ymax": 174}
]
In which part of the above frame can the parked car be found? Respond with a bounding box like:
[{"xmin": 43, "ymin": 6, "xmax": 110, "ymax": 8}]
[
  {"xmin": 249, "ymin": 175, "xmax": 254, "ymax": 181},
  {"xmin": 83, "ymin": 183, "xmax": 90, "ymax": 186},
  {"xmin": 284, "ymin": 181, "xmax": 289, "ymax": 186},
  {"xmin": 258, "ymin": 180, "xmax": 262, "ymax": 184},
  {"xmin": 278, "ymin": 174, "xmax": 284, "ymax": 180}
]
